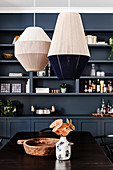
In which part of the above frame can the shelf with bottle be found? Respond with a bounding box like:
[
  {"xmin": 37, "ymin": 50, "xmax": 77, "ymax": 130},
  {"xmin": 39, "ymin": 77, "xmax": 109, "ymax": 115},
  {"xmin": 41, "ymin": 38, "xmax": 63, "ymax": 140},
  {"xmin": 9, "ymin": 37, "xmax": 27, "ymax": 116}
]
[
  {"xmin": 88, "ymin": 60, "xmax": 113, "ymax": 63},
  {"xmin": 80, "ymin": 78, "xmax": 113, "ymax": 94},
  {"xmin": 92, "ymin": 98, "xmax": 113, "ymax": 117}
]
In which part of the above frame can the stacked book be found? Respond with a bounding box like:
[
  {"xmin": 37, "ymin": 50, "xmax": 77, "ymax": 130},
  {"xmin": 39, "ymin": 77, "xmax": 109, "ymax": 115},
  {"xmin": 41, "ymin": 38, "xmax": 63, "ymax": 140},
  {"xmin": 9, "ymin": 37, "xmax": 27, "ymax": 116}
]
[
  {"xmin": 35, "ymin": 88, "xmax": 49, "ymax": 93},
  {"xmin": 9, "ymin": 73, "xmax": 23, "ymax": 77}
]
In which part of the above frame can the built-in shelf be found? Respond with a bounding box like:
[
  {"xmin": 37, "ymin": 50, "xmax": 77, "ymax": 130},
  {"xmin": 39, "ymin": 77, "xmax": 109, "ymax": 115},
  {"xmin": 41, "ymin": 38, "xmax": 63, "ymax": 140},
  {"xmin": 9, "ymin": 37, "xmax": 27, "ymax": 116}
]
[
  {"xmin": 0, "ymin": 44, "xmax": 14, "ymax": 47},
  {"xmin": 0, "ymin": 60, "xmax": 18, "ymax": 63},
  {"xmin": 33, "ymin": 76, "xmax": 58, "ymax": 79},
  {"xmin": 79, "ymin": 93, "xmax": 113, "ymax": 95},
  {"xmin": 0, "ymin": 76, "xmax": 29, "ymax": 79},
  {"xmin": 88, "ymin": 60, "xmax": 113, "ymax": 63},
  {"xmin": 80, "ymin": 76, "xmax": 113, "ymax": 79},
  {"xmin": 85, "ymin": 29, "xmax": 113, "ymax": 32},
  {"xmin": 88, "ymin": 44, "xmax": 110, "ymax": 47},
  {"xmin": 0, "ymin": 92, "xmax": 113, "ymax": 96}
]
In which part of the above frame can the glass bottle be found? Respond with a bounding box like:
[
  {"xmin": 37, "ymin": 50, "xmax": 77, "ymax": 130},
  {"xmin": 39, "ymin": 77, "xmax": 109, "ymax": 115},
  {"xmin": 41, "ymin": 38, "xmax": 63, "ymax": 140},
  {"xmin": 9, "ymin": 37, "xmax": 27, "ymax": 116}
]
[
  {"xmin": 108, "ymin": 81, "xmax": 112, "ymax": 93},
  {"xmin": 104, "ymin": 81, "xmax": 107, "ymax": 93},
  {"xmin": 96, "ymin": 79, "xmax": 100, "ymax": 93},
  {"xmin": 89, "ymin": 80, "xmax": 92, "ymax": 93},
  {"xmin": 84, "ymin": 80, "xmax": 88, "ymax": 93},
  {"xmin": 92, "ymin": 80, "xmax": 96, "ymax": 93},
  {"xmin": 90, "ymin": 64, "xmax": 96, "ymax": 77}
]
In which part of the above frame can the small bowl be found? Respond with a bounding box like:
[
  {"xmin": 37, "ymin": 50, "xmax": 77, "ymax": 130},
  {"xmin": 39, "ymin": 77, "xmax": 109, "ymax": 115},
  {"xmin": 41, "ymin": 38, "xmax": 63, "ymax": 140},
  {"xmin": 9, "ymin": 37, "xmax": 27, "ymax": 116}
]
[{"xmin": 2, "ymin": 53, "xmax": 14, "ymax": 60}]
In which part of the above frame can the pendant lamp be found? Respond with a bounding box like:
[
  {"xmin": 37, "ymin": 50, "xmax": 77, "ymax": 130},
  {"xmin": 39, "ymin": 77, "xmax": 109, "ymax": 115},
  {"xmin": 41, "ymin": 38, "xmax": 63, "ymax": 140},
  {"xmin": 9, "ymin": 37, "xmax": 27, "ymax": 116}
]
[
  {"xmin": 48, "ymin": 12, "xmax": 90, "ymax": 79},
  {"xmin": 15, "ymin": 0, "xmax": 51, "ymax": 72}
]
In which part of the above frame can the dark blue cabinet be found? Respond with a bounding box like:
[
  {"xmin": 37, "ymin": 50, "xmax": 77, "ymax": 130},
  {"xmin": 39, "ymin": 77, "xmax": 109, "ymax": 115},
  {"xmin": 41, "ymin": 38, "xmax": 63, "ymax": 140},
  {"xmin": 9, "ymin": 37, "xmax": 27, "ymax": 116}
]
[
  {"xmin": 31, "ymin": 119, "xmax": 54, "ymax": 132},
  {"xmin": 7, "ymin": 118, "xmax": 30, "ymax": 137},
  {"xmin": 78, "ymin": 119, "xmax": 100, "ymax": 136},
  {"xmin": 101, "ymin": 119, "xmax": 113, "ymax": 136}
]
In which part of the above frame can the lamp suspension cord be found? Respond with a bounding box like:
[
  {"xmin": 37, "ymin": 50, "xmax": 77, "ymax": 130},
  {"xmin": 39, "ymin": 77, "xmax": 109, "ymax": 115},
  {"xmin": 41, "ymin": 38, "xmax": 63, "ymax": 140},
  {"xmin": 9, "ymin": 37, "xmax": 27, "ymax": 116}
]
[
  {"xmin": 68, "ymin": 0, "xmax": 70, "ymax": 11},
  {"xmin": 34, "ymin": 0, "xmax": 35, "ymax": 27}
]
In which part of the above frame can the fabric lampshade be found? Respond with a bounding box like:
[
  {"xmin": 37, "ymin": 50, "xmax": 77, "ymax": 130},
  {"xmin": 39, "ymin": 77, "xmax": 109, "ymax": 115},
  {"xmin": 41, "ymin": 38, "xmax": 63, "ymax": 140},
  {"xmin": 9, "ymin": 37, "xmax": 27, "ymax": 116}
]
[
  {"xmin": 15, "ymin": 27, "xmax": 51, "ymax": 72},
  {"xmin": 48, "ymin": 12, "xmax": 90, "ymax": 79}
]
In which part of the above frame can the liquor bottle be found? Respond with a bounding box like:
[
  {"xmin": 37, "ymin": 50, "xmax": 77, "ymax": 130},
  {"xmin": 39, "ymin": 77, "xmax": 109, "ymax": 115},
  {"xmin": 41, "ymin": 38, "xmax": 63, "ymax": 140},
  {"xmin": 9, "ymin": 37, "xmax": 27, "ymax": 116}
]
[
  {"xmin": 88, "ymin": 80, "xmax": 92, "ymax": 93},
  {"xmin": 90, "ymin": 64, "xmax": 96, "ymax": 76},
  {"xmin": 100, "ymin": 99, "xmax": 106, "ymax": 115},
  {"xmin": 100, "ymin": 80, "xmax": 104, "ymax": 93},
  {"xmin": 96, "ymin": 79, "xmax": 100, "ymax": 93},
  {"xmin": 108, "ymin": 80, "xmax": 112, "ymax": 93},
  {"xmin": 107, "ymin": 102, "xmax": 110, "ymax": 114},
  {"xmin": 92, "ymin": 80, "xmax": 96, "ymax": 93},
  {"xmin": 104, "ymin": 81, "xmax": 107, "ymax": 93},
  {"xmin": 84, "ymin": 80, "xmax": 88, "ymax": 93},
  {"xmin": 101, "ymin": 98, "xmax": 105, "ymax": 109}
]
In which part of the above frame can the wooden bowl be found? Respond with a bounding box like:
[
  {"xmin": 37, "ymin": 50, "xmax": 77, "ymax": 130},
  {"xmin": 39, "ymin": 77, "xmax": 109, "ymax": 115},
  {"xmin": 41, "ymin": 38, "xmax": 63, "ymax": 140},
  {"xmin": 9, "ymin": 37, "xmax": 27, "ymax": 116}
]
[
  {"xmin": 18, "ymin": 138, "xmax": 59, "ymax": 156},
  {"xmin": 2, "ymin": 53, "xmax": 13, "ymax": 60}
]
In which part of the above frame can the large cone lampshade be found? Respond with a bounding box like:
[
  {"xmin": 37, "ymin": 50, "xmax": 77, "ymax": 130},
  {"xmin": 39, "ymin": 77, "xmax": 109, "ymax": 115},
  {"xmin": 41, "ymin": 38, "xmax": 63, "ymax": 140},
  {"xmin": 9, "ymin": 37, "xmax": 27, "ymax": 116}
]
[
  {"xmin": 15, "ymin": 27, "xmax": 51, "ymax": 72},
  {"xmin": 48, "ymin": 12, "xmax": 90, "ymax": 79}
]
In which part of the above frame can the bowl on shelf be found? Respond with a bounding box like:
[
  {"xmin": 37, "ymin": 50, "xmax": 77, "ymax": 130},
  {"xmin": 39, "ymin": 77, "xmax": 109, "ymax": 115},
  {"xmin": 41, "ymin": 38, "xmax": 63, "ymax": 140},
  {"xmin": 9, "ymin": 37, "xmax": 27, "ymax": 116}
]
[{"xmin": 1, "ymin": 53, "xmax": 14, "ymax": 60}]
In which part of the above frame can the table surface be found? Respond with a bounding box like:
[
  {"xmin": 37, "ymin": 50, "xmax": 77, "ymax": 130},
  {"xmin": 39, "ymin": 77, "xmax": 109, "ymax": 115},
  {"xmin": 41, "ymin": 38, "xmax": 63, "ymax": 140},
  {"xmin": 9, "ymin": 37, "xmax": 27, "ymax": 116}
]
[{"xmin": 0, "ymin": 132, "xmax": 113, "ymax": 170}]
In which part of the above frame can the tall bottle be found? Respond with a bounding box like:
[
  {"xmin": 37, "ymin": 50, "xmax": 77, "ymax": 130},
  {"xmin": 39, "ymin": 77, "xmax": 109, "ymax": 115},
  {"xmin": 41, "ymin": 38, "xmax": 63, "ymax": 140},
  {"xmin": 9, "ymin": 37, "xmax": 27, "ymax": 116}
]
[
  {"xmin": 108, "ymin": 80, "xmax": 112, "ymax": 93},
  {"xmin": 96, "ymin": 79, "xmax": 100, "ymax": 93},
  {"xmin": 89, "ymin": 80, "xmax": 92, "ymax": 93},
  {"xmin": 84, "ymin": 80, "xmax": 88, "ymax": 93},
  {"xmin": 92, "ymin": 80, "xmax": 96, "ymax": 93},
  {"xmin": 90, "ymin": 64, "xmax": 96, "ymax": 77}
]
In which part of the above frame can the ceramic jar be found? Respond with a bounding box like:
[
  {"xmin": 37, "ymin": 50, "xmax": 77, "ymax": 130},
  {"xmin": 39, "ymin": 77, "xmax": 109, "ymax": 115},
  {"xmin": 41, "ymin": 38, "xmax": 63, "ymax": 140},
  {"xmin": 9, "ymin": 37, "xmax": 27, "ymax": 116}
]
[{"xmin": 56, "ymin": 137, "xmax": 71, "ymax": 160}]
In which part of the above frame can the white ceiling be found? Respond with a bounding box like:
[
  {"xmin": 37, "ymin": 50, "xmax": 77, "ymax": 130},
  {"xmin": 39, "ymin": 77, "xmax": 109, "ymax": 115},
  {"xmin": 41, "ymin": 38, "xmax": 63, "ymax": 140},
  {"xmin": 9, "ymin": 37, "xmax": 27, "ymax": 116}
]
[
  {"xmin": 0, "ymin": 0, "xmax": 113, "ymax": 13},
  {"xmin": 0, "ymin": 0, "xmax": 113, "ymax": 7}
]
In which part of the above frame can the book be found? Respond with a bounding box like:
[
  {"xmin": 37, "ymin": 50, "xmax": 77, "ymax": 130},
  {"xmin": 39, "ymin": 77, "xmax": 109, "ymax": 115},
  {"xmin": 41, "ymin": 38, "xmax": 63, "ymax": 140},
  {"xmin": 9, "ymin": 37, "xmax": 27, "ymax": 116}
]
[
  {"xmin": 9, "ymin": 73, "xmax": 23, "ymax": 77},
  {"xmin": 35, "ymin": 88, "xmax": 49, "ymax": 93}
]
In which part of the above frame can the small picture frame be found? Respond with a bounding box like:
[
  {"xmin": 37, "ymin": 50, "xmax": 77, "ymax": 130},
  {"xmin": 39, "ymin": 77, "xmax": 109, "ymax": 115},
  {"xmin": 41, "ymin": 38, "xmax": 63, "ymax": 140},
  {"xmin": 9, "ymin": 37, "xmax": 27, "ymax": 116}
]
[
  {"xmin": 12, "ymin": 84, "xmax": 21, "ymax": 93},
  {"xmin": 1, "ymin": 83, "xmax": 10, "ymax": 93}
]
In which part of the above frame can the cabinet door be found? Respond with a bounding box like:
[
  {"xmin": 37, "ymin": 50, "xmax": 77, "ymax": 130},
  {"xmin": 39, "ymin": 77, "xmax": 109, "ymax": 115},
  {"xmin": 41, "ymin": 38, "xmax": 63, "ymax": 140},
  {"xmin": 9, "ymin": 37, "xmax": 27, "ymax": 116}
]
[
  {"xmin": 101, "ymin": 120, "xmax": 113, "ymax": 136},
  {"xmin": 78, "ymin": 119, "xmax": 100, "ymax": 136},
  {"xmin": 0, "ymin": 119, "xmax": 6, "ymax": 137},
  {"xmin": 7, "ymin": 119, "xmax": 30, "ymax": 137},
  {"xmin": 31, "ymin": 119, "xmax": 54, "ymax": 132}
]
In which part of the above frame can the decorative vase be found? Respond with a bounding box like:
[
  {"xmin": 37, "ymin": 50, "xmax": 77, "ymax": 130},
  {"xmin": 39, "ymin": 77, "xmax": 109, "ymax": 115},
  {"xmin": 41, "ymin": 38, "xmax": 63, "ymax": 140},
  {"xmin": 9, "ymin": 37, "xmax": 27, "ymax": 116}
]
[
  {"xmin": 61, "ymin": 88, "xmax": 66, "ymax": 93},
  {"xmin": 56, "ymin": 137, "xmax": 71, "ymax": 160}
]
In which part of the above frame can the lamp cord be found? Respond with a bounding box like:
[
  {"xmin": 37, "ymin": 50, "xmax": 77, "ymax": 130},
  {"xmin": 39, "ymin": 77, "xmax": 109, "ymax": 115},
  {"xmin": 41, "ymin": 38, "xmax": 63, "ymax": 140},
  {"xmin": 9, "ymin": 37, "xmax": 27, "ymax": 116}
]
[
  {"xmin": 68, "ymin": 0, "xmax": 70, "ymax": 11},
  {"xmin": 34, "ymin": 0, "xmax": 35, "ymax": 27}
]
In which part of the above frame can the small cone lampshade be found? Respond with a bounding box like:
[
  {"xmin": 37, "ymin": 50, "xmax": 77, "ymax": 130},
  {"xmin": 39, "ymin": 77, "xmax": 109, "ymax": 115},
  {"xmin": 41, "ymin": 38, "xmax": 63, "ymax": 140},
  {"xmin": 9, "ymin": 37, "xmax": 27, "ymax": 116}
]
[
  {"xmin": 15, "ymin": 27, "xmax": 51, "ymax": 72},
  {"xmin": 48, "ymin": 12, "xmax": 90, "ymax": 79}
]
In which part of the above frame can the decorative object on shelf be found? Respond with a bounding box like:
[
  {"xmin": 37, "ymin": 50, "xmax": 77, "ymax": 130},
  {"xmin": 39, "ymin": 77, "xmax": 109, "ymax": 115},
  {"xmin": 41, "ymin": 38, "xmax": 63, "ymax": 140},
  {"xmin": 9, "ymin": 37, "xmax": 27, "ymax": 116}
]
[
  {"xmin": 49, "ymin": 119, "xmax": 75, "ymax": 160},
  {"xmin": 12, "ymin": 36, "xmax": 20, "ymax": 44},
  {"xmin": 31, "ymin": 105, "xmax": 55, "ymax": 115},
  {"xmin": 48, "ymin": 12, "xmax": 90, "ymax": 79},
  {"xmin": 17, "ymin": 138, "xmax": 59, "ymax": 156},
  {"xmin": 37, "ymin": 68, "xmax": 46, "ymax": 77},
  {"xmin": 35, "ymin": 88, "xmax": 49, "ymax": 93},
  {"xmin": 60, "ymin": 83, "xmax": 67, "ymax": 93},
  {"xmin": 92, "ymin": 99, "xmax": 113, "ymax": 117},
  {"xmin": 51, "ymin": 89, "xmax": 60, "ymax": 93},
  {"xmin": 15, "ymin": 0, "xmax": 51, "ymax": 72},
  {"xmin": 0, "ymin": 100, "xmax": 16, "ymax": 117},
  {"xmin": 48, "ymin": 62, "xmax": 51, "ymax": 77},
  {"xmin": 108, "ymin": 37, "xmax": 113, "ymax": 60},
  {"xmin": 12, "ymin": 84, "xmax": 21, "ymax": 93},
  {"xmin": 26, "ymin": 79, "xmax": 30, "ymax": 93},
  {"xmin": 1, "ymin": 83, "xmax": 10, "ymax": 93},
  {"xmin": 90, "ymin": 64, "xmax": 96, "ymax": 76},
  {"xmin": 9, "ymin": 73, "xmax": 23, "ymax": 77},
  {"xmin": 85, "ymin": 35, "xmax": 97, "ymax": 44},
  {"xmin": 1, "ymin": 53, "xmax": 13, "ymax": 60}
]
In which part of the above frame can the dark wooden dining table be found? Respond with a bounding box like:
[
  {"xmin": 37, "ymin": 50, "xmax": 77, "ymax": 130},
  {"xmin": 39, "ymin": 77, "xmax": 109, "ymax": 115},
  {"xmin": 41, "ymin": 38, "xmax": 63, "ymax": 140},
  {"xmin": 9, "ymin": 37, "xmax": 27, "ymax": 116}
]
[{"xmin": 0, "ymin": 131, "xmax": 113, "ymax": 170}]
